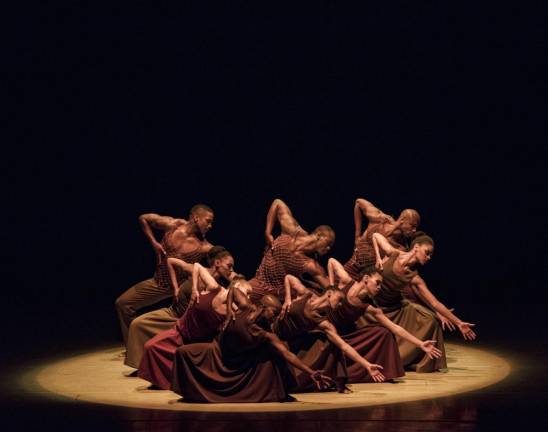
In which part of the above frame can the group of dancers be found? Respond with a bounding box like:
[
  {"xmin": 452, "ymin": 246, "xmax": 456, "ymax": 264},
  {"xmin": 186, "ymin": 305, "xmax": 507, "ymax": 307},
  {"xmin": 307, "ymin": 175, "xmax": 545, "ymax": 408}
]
[{"xmin": 115, "ymin": 198, "xmax": 477, "ymax": 403}]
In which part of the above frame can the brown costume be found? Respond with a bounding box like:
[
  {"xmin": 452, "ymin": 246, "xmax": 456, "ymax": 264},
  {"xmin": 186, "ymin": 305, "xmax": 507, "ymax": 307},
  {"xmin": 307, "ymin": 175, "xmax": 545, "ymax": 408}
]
[
  {"xmin": 171, "ymin": 306, "xmax": 291, "ymax": 403},
  {"xmin": 324, "ymin": 282, "xmax": 405, "ymax": 382},
  {"xmin": 364, "ymin": 252, "xmax": 447, "ymax": 372},
  {"xmin": 272, "ymin": 296, "xmax": 346, "ymax": 391}
]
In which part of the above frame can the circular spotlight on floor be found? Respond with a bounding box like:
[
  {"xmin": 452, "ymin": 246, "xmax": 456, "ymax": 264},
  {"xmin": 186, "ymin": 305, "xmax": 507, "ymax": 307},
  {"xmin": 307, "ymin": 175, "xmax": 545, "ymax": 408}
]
[{"xmin": 20, "ymin": 343, "xmax": 510, "ymax": 412}]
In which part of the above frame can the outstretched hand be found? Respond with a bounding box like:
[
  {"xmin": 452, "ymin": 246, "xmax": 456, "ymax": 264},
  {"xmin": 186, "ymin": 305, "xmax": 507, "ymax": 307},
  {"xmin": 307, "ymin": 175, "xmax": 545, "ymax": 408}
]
[
  {"xmin": 366, "ymin": 363, "xmax": 385, "ymax": 383},
  {"xmin": 458, "ymin": 322, "xmax": 477, "ymax": 341},
  {"xmin": 436, "ymin": 310, "xmax": 456, "ymax": 331},
  {"xmin": 310, "ymin": 370, "xmax": 333, "ymax": 391},
  {"xmin": 421, "ymin": 340, "xmax": 443, "ymax": 359}
]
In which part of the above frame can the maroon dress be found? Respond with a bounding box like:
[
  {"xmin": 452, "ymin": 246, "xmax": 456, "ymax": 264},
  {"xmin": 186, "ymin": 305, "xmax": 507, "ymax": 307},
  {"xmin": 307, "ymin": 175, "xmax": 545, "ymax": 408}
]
[
  {"xmin": 344, "ymin": 221, "xmax": 407, "ymax": 281},
  {"xmin": 137, "ymin": 290, "xmax": 224, "ymax": 390},
  {"xmin": 326, "ymin": 283, "xmax": 404, "ymax": 382},
  {"xmin": 171, "ymin": 306, "xmax": 291, "ymax": 403},
  {"xmin": 248, "ymin": 233, "xmax": 309, "ymax": 304}
]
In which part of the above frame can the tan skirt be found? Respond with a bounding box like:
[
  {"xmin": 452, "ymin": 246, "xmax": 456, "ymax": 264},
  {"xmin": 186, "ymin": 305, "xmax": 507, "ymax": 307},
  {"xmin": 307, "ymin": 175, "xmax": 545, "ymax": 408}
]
[
  {"xmin": 124, "ymin": 307, "xmax": 178, "ymax": 368},
  {"xmin": 363, "ymin": 300, "xmax": 447, "ymax": 372}
]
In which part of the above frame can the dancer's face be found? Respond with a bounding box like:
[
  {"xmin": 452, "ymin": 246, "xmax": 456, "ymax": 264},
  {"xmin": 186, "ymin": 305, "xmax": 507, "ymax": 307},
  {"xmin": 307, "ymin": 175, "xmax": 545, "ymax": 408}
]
[
  {"xmin": 400, "ymin": 218, "xmax": 418, "ymax": 238},
  {"xmin": 316, "ymin": 234, "xmax": 335, "ymax": 256},
  {"xmin": 215, "ymin": 256, "xmax": 234, "ymax": 279},
  {"xmin": 415, "ymin": 243, "xmax": 434, "ymax": 265},
  {"xmin": 363, "ymin": 273, "xmax": 383, "ymax": 297},
  {"xmin": 194, "ymin": 211, "xmax": 214, "ymax": 236}
]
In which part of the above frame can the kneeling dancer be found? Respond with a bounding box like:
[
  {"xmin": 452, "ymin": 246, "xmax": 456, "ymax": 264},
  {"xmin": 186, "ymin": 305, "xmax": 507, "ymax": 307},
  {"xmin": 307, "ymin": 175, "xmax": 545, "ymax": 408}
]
[
  {"xmin": 137, "ymin": 263, "xmax": 248, "ymax": 389},
  {"xmin": 171, "ymin": 294, "xmax": 332, "ymax": 403}
]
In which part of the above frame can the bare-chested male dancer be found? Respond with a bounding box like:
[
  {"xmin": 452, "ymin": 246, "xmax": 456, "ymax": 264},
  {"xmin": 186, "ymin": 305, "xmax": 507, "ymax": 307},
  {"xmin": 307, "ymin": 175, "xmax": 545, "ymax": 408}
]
[
  {"xmin": 344, "ymin": 197, "xmax": 420, "ymax": 281},
  {"xmin": 249, "ymin": 199, "xmax": 335, "ymax": 304},
  {"xmin": 115, "ymin": 204, "xmax": 214, "ymax": 346}
]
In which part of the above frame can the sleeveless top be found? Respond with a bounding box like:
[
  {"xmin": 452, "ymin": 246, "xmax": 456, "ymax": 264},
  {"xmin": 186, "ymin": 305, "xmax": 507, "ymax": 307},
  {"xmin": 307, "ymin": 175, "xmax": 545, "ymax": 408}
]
[
  {"xmin": 272, "ymin": 295, "xmax": 327, "ymax": 341},
  {"xmin": 343, "ymin": 221, "xmax": 407, "ymax": 281},
  {"xmin": 176, "ymin": 290, "xmax": 225, "ymax": 344},
  {"xmin": 327, "ymin": 281, "xmax": 374, "ymax": 334},
  {"xmin": 375, "ymin": 252, "xmax": 417, "ymax": 310},
  {"xmin": 154, "ymin": 226, "xmax": 208, "ymax": 291},
  {"xmin": 251, "ymin": 233, "xmax": 309, "ymax": 296}
]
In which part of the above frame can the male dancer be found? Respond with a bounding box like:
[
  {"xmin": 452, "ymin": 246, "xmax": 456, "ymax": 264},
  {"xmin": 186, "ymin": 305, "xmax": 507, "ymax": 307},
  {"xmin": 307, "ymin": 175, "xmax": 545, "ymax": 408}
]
[
  {"xmin": 249, "ymin": 198, "xmax": 335, "ymax": 303},
  {"xmin": 115, "ymin": 204, "xmax": 214, "ymax": 346}
]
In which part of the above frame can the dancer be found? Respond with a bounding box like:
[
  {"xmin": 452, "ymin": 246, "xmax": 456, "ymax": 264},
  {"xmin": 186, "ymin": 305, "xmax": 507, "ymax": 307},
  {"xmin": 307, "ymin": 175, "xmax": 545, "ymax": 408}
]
[
  {"xmin": 115, "ymin": 205, "xmax": 214, "ymax": 346},
  {"xmin": 344, "ymin": 197, "xmax": 420, "ymax": 281},
  {"xmin": 137, "ymin": 265, "xmax": 251, "ymax": 390},
  {"xmin": 321, "ymin": 258, "xmax": 442, "ymax": 382},
  {"xmin": 249, "ymin": 199, "xmax": 335, "ymax": 303},
  {"xmin": 272, "ymin": 282, "xmax": 386, "ymax": 391},
  {"xmin": 125, "ymin": 246, "xmax": 236, "ymax": 369},
  {"xmin": 366, "ymin": 232, "xmax": 476, "ymax": 372},
  {"xmin": 171, "ymin": 293, "xmax": 332, "ymax": 403}
]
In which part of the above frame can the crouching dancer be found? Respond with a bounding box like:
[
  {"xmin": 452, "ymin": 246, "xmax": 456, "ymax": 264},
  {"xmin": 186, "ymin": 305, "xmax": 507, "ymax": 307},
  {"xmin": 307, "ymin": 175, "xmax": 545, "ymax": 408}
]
[{"xmin": 171, "ymin": 293, "xmax": 332, "ymax": 403}]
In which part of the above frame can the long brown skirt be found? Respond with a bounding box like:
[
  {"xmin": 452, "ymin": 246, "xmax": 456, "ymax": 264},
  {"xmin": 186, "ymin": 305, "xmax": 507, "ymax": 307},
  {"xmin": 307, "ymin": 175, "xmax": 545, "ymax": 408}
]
[
  {"xmin": 290, "ymin": 325, "xmax": 404, "ymax": 390},
  {"xmin": 363, "ymin": 300, "xmax": 447, "ymax": 372},
  {"xmin": 171, "ymin": 340, "xmax": 289, "ymax": 403},
  {"xmin": 124, "ymin": 307, "xmax": 178, "ymax": 368}
]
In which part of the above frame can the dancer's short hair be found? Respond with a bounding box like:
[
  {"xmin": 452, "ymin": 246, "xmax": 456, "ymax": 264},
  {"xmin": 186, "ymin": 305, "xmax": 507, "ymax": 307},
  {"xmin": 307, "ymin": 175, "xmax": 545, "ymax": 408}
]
[
  {"xmin": 399, "ymin": 209, "xmax": 421, "ymax": 225},
  {"xmin": 313, "ymin": 225, "xmax": 335, "ymax": 239},
  {"xmin": 190, "ymin": 204, "xmax": 214, "ymax": 217}
]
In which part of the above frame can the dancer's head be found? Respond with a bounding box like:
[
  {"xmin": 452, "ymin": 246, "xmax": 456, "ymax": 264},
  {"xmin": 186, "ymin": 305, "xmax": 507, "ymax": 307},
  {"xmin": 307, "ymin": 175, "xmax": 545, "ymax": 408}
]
[
  {"xmin": 189, "ymin": 204, "xmax": 214, "ymax": 236},
  {"xmin": 260, "ymin": 295, "xmax": 282, "ymax": 322},
  {"xmin": 410, "ymin": 232, "xmax": 434, "ymax": 265},
  {"xmin": 397, "ymin": 209, "xmax": 420, "ymax": 238},
  {"xmin": 207, "ymin": 246, "xmax": 234, "ymax": 280},
  {"xmin": 312, "ymin": 225, "xmax": 336, "ymax": 256},
  {"xmin": 358, "ymin": 265, "xmax": 383, "ymax": 298}
]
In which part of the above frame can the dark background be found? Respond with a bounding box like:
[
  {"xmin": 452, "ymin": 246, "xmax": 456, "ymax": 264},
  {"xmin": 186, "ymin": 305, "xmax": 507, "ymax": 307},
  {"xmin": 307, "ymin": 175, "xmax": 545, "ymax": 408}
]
[{"xmin": 1, "ymin": 3, "xmax": 547, "ymax": 430}]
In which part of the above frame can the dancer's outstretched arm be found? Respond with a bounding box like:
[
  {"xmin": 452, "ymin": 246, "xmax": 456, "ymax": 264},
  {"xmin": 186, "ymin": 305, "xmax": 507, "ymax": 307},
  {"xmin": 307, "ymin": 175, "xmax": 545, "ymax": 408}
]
[
  {"xmin": 318, "ymin": 320, "xmax": 385, "ymax": 382},
  {"xmin": 265, "ymin": 332, "xmax": 333, "ymax": 390},
  {"xmin": 410, "ymin": 275, "xmax": 477, "ymax": 341},
  {"xmin": 367, "ymin": 305, "xmax": 443, "ymax": 359}
]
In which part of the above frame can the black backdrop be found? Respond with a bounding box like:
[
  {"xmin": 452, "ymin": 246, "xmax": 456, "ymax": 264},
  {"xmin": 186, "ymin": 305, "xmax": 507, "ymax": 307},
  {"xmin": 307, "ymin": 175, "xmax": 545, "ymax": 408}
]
[{"xmin": 4, "ymin": 4, "xmax": 546, "ymax": 356}]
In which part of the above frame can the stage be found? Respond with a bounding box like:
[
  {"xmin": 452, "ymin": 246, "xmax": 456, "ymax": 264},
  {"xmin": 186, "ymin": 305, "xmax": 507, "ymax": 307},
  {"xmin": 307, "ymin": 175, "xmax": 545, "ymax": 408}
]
[{"xmin": 22, "ymin": 343, "xmax": 509, "ymax": 413}]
